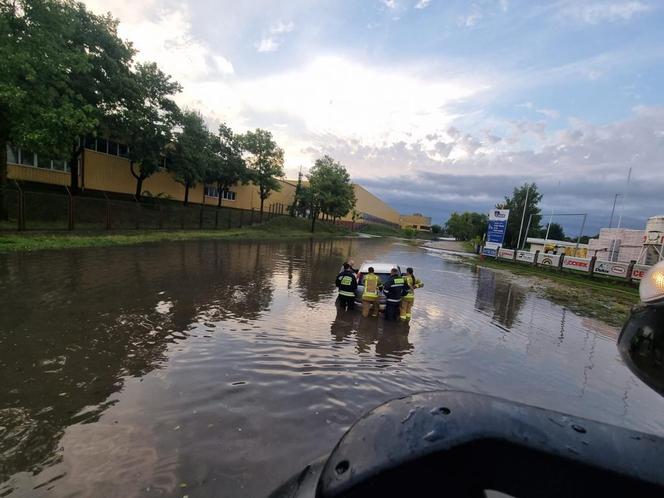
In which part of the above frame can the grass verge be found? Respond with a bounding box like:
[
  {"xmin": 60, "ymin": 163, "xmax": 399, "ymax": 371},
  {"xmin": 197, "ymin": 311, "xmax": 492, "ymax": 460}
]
[
  {"xmin": 0, "ymin": 216, "xmax": 350, "ymax": 253},
  {"xmin": 472, "ymin": 256, "xmax": 640, "ymax": 327}
]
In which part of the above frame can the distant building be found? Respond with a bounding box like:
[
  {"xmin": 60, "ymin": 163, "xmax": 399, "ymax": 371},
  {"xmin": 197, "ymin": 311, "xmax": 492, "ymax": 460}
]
[
  {"xmin": 400, "ymin": 213, "xmax": 432, "ymax": 232},
  {"xmin": 6, "ymin": 142, "xmax": 401, "ymax": 228},
  {"xmin": 588, "ymin": 217, "xmax": 664, "ymax": 264}
]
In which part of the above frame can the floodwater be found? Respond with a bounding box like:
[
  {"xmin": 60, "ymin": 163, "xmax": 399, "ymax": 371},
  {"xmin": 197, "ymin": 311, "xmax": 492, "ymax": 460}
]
[{"xmin": 1, "ymin": 238, "xmax": 664, "ymax": 497}]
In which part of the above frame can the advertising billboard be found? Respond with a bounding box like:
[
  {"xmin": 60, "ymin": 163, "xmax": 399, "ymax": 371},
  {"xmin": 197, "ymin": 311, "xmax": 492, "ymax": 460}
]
[
  {"xmin": 483, "ymin": 209, "xmax": 510, "ymax": 257},
  {"xmin": 562, "ymin": 257, "xmax": 592, "ymax": 273},
  {"xmin": 594, "ymin": 261, "xmax": 629, "ymax": 278}
]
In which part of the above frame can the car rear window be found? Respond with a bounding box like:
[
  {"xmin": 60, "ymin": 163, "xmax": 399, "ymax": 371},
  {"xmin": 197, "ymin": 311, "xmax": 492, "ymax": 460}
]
[{"xmin": 359, "ymin": 273, "xmax": 390, "ymax": 285}]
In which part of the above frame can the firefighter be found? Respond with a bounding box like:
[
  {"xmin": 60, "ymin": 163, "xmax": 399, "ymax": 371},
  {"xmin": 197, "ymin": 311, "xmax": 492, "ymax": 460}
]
[
  {"xmin": 383, "ymin": 268, "xmax": 409, "ymax": 321},
  {"xmin": 361, "ymin": 267, "xmax": 382, "ymax": 318},
  {"xmin": 336, "ymin": 262, "xmax": 358, "ymax": 310},
  {"xmin": 401, "ymin": 267, "xmax": 423, "ymax": 320}
]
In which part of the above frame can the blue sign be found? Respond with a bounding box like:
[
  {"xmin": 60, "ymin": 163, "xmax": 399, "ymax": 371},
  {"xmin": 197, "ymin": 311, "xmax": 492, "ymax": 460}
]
[{"xmin": 483, "ymin": 209, "xmax": 509, "ymax": 256}]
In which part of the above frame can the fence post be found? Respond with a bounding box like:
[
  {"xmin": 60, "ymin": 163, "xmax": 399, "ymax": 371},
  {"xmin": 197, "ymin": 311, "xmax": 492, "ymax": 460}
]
[
  {"xmin": 589, "ymin": 256, "xmax": 597, "ymax": 277},
  {"xmin": 627, "ymin": 260, "xmax": 636, "ymax": 284},
  {"xmin": 14, "ymin": 181, "xmax": 26, "ymax": 231},
  {"xmin": 239, "ymin": 210, "xmax": 243, "ymax": 228},
  {"xmin": 103, "ymin": 191, "xmax": 111, "ymax": 230},
  {"xmin": 227, "ymin": 208, "xmax": 232, "ymax": 229},
  {"xmin": 65, "ymin": 186, "xmax": 74, "ymax": 231},
  {"xmin": 133, "ymin": 195, "xmax": 141, "ymax": 230},
  {"xmin": 215, "ymin": 209, "xmax": 219, "ymax": 229},
  {"xmin": 533, "ymin": 250, "xmax": 540, "ymax": 266},
  {"xmin": 250, "ymin": 208, "xmax": 254, "ymax": 225},
  {"xmin": 558, "ymin": 254, "xmax": 565, "ymax": 272},
  {"xmin": 199, "ymin": 204, "xmax": 204, "ymax": 230},
  {"xmin": 157, "ymin": 198, "xmax": 164, "ymax": 230}
]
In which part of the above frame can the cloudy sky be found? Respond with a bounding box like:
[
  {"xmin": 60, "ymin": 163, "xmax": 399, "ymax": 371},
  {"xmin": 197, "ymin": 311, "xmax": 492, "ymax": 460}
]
[{"xmin": 83, "ymin": 0, "xmax": 664, "ymax": 233}]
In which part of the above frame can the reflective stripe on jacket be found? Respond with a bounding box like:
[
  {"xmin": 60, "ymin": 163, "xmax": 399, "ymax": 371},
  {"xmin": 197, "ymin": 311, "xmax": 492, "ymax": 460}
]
[
  {"xmin": 336, "ymin": 270, "xmax": 358, "ymax": 298},
  {"xmin": 403, "ymin": 275, "xmax": 423, "ymax": 301},
  {"xmin": 383, "ymin": 275, "xmax": 408, "ymax": 303},
  {"xmin": 362, "ymin": 273, "xmax": 381, "ymax": 299}
]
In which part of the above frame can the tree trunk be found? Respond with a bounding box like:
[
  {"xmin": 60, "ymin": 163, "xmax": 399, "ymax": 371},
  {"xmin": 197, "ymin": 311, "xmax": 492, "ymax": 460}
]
[
  {"xmin": 0, "ymin": 139, "xmax": 7, "ymax": 221},
  {"xmin": 217, "ymin": 181, "xmax": 223, "ymax": 209},
  {"xmin": 183, "ymin": 182, "xmax": 190, "ymax": 205},
  {"xmin": 311, "ymin": 209, "xmax": 317, "ymax": 233},
  {"xmin": 259, "ymin": 196, "xmax": 265, "ymax": 222},
  {"xmin": 130, "ymin": 161, "xmax": 144, "ymax": 200},
  {"xmin": 69, "ymin": 142, "xmax": 83, "ymax": 195}
]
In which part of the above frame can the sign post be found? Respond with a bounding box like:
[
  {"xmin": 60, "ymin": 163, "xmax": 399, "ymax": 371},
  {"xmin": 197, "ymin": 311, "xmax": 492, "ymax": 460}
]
[{"xmin": 482, "ymin": 209, "xmax": 510, "ymax": 257}]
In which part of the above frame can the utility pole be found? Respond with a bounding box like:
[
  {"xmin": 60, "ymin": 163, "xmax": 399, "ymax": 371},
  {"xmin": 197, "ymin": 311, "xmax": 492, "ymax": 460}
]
[
  {"xmin": 290, "ymin": 167, "xmax": 302, "ymax": 217},
  {"xmin": 544, "ymin": 180, "xmax": 561, "ymax": 242},
  {"xmin": 516, "ymin": 183, "xmax": 531, "ymax": 250},
  {"xmin": 610, "ymin": 168, "xmax": 632, "ymax": 260},
  {"xmin": 608, "ymin": 193, "xmax": 621, "ymax": 229}
]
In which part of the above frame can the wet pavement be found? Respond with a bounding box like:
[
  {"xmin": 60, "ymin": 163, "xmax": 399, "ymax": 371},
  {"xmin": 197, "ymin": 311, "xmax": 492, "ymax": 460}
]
[{"xmin": 1, "ymin": 238, "xmax": 664, "ymax": 497}]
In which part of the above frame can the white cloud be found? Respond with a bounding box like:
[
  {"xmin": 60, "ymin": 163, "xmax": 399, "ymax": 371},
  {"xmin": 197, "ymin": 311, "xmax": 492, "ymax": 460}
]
[
  {"xmin": 270, "ymin": 20, "xmax": 295, "ymax": 34},
  {"xmin": 559, "ymin": 1, "xmax": 653, "ymax": 24},
  {"xmin": 256, "ymin": 37, "xmax": 278, "ymax": 52},
  {"xmin": 382, "ymin": 0, "xmax": 398, "ymax": 9},
  {"xmin": 255, "ymin": 20, "xmax": 295, "ymax": 53},
  {"xmin": 82, "ymin": 2, "xmax": 234, "ymax": 81},
  {"xmin": 415, "ymin": 0, "xmax": 431, "ymax": 9}
]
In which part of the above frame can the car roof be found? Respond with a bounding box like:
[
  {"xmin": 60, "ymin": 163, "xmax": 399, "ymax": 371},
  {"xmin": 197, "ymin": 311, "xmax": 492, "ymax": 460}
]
[{"xmin": 358, "ymin": 262, "xmax": 400, "ymax": 274}]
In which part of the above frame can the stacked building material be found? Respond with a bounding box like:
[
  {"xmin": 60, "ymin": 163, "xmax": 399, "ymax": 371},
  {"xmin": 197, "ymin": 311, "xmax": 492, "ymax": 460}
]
[{"xmin": 588, "ymin": 228, "xmax": 644, "ymax": 262}]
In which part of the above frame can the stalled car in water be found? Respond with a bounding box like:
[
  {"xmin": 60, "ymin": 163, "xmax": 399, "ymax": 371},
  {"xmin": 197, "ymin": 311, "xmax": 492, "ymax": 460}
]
[{"xmin": 354, "ymin": 262, "xmax": 402, "ymax": 311}]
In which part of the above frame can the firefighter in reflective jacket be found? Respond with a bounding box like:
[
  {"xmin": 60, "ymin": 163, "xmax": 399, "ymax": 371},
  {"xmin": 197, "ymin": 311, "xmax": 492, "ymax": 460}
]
[
  {"xmin": 383, "ymin": 268, "xmax": 409, "ymax": 321},
  {"xmin": 336, "ymin": 262, "xmax": 358, "ymax": 310},
  {"xmin": 361, "ymin": 267, "xmax": 383, "ymax": 318},
  {"xmin": 401, "ymin": 267, "xmax": 423, "ymax": 320}
]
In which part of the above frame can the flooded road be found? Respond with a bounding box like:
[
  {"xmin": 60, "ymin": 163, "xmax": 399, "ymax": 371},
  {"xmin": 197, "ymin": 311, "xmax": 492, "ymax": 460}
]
[{"xmin": 1, "ymin": 238, "xmax": 664, "ymax": 497}]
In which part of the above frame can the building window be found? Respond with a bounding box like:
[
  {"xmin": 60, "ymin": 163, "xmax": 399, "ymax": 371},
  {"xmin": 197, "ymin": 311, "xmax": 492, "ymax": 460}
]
[
  {"xmin": 6, "ymin": 145, "xmax": 18, "ymax": 164},
  {"xmin": 108, "ymin": 140, "xmax": 119, "ymax": 156},
  {"xmin": 20, "ymin": 150, "xmax": 35, "ymax": 166},
  {"xmin": 119, "ymin": 143, "xmax": 129, "ymax": 158},
  {"xmin": 204, "ymin": 185, "xmax": 236, "ymax": 201},
  {"xmin": 85, "ymin": 135, "xmax": 96, "ymax": 150},
  {"xmin": 96, "ymin": 138, "xmax": 108, "ymax": 154}
]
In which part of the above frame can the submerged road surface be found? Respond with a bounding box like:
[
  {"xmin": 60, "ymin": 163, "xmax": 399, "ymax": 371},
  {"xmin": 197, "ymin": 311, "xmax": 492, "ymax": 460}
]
[{"xmin": 1, "ymin": 238, "xmax": 664, "ymax": 497}]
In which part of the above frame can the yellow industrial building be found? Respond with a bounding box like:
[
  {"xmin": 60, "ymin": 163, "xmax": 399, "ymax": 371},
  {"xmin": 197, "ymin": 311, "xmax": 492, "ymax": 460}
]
[
  {"xmin": 400, "ymin": 213, "xmax": 432, "ymax": 232},
  {"xmin": 6, "ymin": 142, "xmax": 400, "ymax": 226}
]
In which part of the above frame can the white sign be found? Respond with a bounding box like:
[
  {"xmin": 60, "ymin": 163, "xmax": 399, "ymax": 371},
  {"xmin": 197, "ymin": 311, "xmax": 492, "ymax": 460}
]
[
  {"xmin": 594, "ymin": 260, "xmax": 628, "ymax": 278},
  {"xmin": 632, "ymin": 264, "xmax": 652, "ymax": 280},
  {"xmin": 562, "ymin": 256, "xmax": 592, "ymax": 273},
  {"xmin": 538, "ymin": 254, "xmax": 560, "ymax": 267},
  {"xmin": 489, "ymin": 209, "xmax": 510, "ymax": 221},
  {"xmin": 498, "ymin": 248, "xmax": 514, "ymax": 260},
  {"xmin": 516, "ymin": 250, "xmax": 535, "ymax": 263}
]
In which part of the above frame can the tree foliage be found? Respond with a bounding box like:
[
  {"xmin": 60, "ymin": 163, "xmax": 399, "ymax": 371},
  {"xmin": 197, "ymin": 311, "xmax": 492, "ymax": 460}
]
[
  {"xmin": 124, "ymin": 63, "xmax": 182, "ymax": 199},
  {"xmin": 496, "ymin": 182, "xmax": 542, "ymax": 248},
  {"xmin": 205, "ymin": 123, "xmax": 248, "ymax": 208},
  {"xmin": 240, "ymin": 129, "xmax": 285, "ymax": 220},
  {"xmin": 431, "ymin": 224, "xmax": 443, "ymax": 235},
  {"xmin": 167, "ymin": 111, "xmax": 211, "ymax": 205},
  {"xmin": 445, "ymin": 212, "xmax": 488, "ymax": 241},
  {"xmin": 306, "ymin": 155, "xmax": 356, "ymax": 232},
  {"xmin": 542, "ymin": 222, "xmax": 565, "ymax": 241}
]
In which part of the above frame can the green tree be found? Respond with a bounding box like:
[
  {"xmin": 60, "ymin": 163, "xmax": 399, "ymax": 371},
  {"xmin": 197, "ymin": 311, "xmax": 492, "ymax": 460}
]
[
  {"xmin": 431, "ymin": 224, "xmax": 442, "ymax": 235},
  {"xmin": 122, "ymin": 63, "xmax": 182, "ymax": 200},
  {"xmin": 206, "ymin": 123, "xmax": 248, "ymax": 208},
  {"xmin": 0, "ymin": 0, "xmax": 96, "ymax": 218},
  {"xmin": 168, "ymin": 111, "xmax": 211, "ymax": 205},
  {"xmin": 541, "ymin": 222, "xmax": 565, "ymax": 241},
  {"xmin": 497, "ymin": 182, "xmax": 542, "ymax": 249},
  {"xmin": 445, "ymin": 212, "xmax": 488, "ymax": 241},
  {"xmin": 307, "ymin": 155, "xmax": 356, "ymax": 232},
  {"xmin": 240, "ymin": 129, "xmax": 285, "ymax": 221}
]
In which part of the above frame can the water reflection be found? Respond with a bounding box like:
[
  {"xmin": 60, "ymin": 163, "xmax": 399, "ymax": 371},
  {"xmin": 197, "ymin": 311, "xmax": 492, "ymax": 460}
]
[
  {"xmin": 1, "ymin": 239, "xmax": 664, "ymax": 498},
  {"xmin": 330, "ymin": 307, "xmax": 413, "ymax": 361},
  {"xmin": 0, "ymin": 238, "xmax": 369, "ymax": 492},
  {"xmin": 474, "ymin": 266, "xmax": 525, "ymax": 329}
]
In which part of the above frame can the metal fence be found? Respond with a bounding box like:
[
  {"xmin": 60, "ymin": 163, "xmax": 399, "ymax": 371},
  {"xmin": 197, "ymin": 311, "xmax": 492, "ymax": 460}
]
[{"xmin": 0, "ymin": 185, "xmax": 286, "ymax": 232}]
